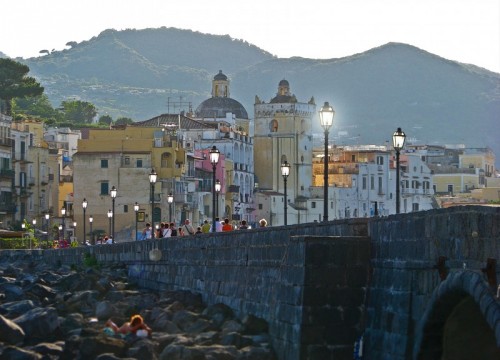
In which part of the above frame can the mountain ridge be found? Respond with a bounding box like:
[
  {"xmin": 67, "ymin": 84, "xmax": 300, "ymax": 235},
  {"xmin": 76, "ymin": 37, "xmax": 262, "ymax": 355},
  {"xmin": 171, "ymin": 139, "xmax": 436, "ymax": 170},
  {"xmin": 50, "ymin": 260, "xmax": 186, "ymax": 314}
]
[{"xmin": 2, "ymin": 27, "xmax": 499, "ymax": 164}]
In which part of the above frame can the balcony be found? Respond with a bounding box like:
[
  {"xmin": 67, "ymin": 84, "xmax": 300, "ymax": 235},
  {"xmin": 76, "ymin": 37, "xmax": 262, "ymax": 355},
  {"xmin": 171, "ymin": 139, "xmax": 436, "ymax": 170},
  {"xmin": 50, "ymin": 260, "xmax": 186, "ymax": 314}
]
[
  {"xmin": 0, "ymin": 169, "xmax": 15, "ymax": 179},
  {"xmin": 0, "ymin": 138, "xmax": 13, "ymax": 147},
  {"xmin": 0, "ymin": 202, "xmax": 16, "ymax": 213},
  {"xmin": 59, "ymin": 175, "xmax": 73, "ymax": 183},
  {"xmin": 174, "ymin": 193, "xmax": 187, "ymax": 203},
  {"xmin": 18, "ymin": 188, "xmax": 30, "ymax": 197}
]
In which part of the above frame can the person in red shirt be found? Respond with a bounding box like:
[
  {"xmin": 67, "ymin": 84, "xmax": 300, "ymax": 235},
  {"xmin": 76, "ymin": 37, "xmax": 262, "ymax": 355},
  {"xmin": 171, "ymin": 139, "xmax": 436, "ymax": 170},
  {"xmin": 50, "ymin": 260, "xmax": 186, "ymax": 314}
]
[{"xmin": 222, "ymin": 218, "xmax": 233, "ymax": 232}]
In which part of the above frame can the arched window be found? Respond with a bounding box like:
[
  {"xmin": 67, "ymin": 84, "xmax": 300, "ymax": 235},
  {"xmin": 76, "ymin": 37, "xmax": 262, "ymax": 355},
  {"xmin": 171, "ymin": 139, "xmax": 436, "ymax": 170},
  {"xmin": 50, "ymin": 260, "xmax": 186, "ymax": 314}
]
[{"xmin": 270, "ymin": 119, "xmax": 278, "ymax": 132}]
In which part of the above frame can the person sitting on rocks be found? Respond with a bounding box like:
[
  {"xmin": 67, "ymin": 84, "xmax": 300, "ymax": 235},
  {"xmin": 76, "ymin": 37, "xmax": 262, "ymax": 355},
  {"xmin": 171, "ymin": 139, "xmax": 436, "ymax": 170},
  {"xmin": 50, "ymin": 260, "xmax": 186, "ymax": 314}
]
[{"xmin": 104, "ymin": 314, "xmax": 152, "ymax": 337}]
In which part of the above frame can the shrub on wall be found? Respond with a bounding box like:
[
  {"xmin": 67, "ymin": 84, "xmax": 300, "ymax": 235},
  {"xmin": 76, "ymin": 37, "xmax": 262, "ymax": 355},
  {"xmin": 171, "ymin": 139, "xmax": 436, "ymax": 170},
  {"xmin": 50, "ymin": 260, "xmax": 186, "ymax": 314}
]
[{"xmin": 0, "ymin": 237, "xmax": 40, "ymax": 249}]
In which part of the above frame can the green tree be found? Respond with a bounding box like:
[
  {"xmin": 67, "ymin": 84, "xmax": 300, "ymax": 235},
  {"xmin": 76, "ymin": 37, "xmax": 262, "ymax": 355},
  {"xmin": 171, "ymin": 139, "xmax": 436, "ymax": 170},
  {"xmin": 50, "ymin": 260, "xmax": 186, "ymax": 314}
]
[
  {"xmin": 0, "ymin": 58, "xmax": 44, "ymax": 115},
  {"xmin": 60, "ymin": 100, "xmax": 97, "ymax": 123},
  {"xmin": 98, "ymin": 114, "xmax": 113, "ymax": 126},
  {"xmin": 13, "ymin": 94, "xmax": 61, "ymax": 122},
  {"xmin": 115, "ymin": 117, "xmax": 134, "ymax": 125}
]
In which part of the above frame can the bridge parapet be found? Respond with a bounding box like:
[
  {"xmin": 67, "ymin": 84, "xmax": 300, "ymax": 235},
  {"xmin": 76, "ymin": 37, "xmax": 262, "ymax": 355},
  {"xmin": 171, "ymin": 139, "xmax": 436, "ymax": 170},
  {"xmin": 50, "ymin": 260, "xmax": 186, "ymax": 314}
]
[{"xmin": 366, "ymin": 206, "xmax": 500, "ymax": 360}]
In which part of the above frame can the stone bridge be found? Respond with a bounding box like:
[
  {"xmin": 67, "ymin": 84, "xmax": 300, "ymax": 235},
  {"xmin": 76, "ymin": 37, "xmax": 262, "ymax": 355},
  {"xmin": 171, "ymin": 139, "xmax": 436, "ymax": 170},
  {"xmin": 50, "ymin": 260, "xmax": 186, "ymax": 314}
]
[{"xmin": 1, "ymin": 206, "xmax": 498, "ymax": 359}]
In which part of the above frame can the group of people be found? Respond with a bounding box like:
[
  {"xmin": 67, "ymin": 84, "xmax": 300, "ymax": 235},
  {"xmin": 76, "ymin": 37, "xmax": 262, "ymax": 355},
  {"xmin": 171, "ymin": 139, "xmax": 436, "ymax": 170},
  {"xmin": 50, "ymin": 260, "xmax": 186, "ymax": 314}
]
[
  {"xmin": 139, "ymin": 218, "xmax": 268, "ymax": 240},
  {"xmin": 140, "ymin": 219, "xmax": 195, "ymax": 240}
]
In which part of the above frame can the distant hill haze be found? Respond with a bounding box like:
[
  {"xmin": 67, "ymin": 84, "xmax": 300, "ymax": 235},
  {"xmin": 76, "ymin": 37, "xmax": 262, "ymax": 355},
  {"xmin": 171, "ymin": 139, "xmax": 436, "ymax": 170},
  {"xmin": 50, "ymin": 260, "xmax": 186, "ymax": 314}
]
[{"xmin": 11, "ymin": 27, "xmax": 500, "ymax": 165}]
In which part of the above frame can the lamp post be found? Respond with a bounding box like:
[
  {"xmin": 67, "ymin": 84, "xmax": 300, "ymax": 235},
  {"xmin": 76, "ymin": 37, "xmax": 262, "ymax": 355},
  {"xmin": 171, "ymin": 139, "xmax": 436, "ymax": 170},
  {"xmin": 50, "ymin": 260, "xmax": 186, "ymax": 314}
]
[
  {"xmin": 82, "ymin": 198, "xmax": 87, "ymax": 246},
  {"xmin": 110, "ymin": 186, "xmax": 117, "ymax": 243},
  {"xmin": 319, "ymin": 102, "xmax": 335, "ymax": 222},
  {"xmin": 149, "ymin": 169, "xmax": 157, "ymax": 238},
  {"xmin": 61, "ymin": 206, "xmax": 66, "ymax": 241},
  {"xmin": 167, "ymin": 193, "xmax": 173, "ymax": 223},
  {"xmin": 89, "ymin": 215, "xmax": 93, "ymax": 244},
  {"xmin": 215, "ymin": 180, "xmax": 221, "ymax": 219},
  {"xmin": 209, "ymin": 146, "xmax": 220, "ymax": 233},
  {"xmin": 45, "ymin": 213, "xmax": 50, "ymax": 248},
  {"xmin": 32, "ymin": 219, "xmax": 36, "ymax": 249},
  {"xmin": 72, "ymin": 221, "xmax": 77, "ymax": 244},
  {"xmin": 107, "ymin": 209, "xmax": 112, "ymax": 239},
  {"xmin": 134, "ymin": 202, "xmax": 139, "ymax": 240},
  {"xmin": 281, "ymin": 160, "xmax": 291, "ymax": 226},
  {"xmin": 392, "ymin": 127, "xmax": 406, "ymax": 214},
  {"xmin": 58, "ymin": 225, "xmax": 62, "ymax": 245}
]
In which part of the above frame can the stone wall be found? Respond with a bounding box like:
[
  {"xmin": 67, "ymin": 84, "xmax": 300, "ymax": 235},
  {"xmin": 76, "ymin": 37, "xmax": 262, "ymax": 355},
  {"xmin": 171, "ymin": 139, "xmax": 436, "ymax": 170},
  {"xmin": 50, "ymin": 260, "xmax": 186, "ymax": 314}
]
[
  {"xmin": 3, "ymin": 206, "xmax": 496, "ymax": 359},
  {"xmin": 365, "ymin": 205, "xmax": 500, "ymax": 359},
  {"xmin": 7, "ymin": 219, "xmax": 370, "ymax": 360}
]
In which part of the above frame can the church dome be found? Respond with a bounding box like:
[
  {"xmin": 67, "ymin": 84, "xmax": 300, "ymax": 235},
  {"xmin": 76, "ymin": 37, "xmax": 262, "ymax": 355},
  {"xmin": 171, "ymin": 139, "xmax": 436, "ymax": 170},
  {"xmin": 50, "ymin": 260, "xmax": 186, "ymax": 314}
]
[
  {"xmin": 270, "ymin": 79, "xmax": 296, "ymax": 103},
  {"xmin": 214, "ymin": 70, "xmax": 228, "ymax": 81},
  {"xmin": 278, "ymin": 79, "xmax": 289, "ymax": 87},
  {"xmin": 195, "ymin": 97, "xmax": 249, "ymax": 119}
]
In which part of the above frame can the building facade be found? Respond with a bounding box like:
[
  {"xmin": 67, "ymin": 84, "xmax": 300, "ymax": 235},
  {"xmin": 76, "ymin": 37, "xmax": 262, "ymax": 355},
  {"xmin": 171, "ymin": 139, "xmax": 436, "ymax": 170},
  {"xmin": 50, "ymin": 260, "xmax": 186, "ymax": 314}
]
[
  {"xmin": 253, "ymin": 80, "xmax": 316, "ymax": 225},
  {"xmin": 73, "ymin": 125, "xmax": 186, "ymax": 242}
]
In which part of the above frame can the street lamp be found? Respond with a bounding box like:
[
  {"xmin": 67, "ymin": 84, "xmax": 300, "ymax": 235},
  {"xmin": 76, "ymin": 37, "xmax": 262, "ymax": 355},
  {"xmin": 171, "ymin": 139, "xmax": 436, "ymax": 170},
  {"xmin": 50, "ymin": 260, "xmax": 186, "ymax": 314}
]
[
  {"xmin": 110, "ymin": 186, "xmax": 117, "ymax": 243},
  {"xmin": 319, "ymin": 101, "xmax": 335, "ymax": 222},
  {"xmin": 32, "ymin": 219, "xmax": 37, "ymax": 249},
  {"xmin": 107, "ymin": 209, "xmax": 113, "ymax": 239},
  {"xmin": 149, "ymin": 169, "xmax": 157, "ymax": 238},
  {"xmin": 73, "ymin": 221, "xmax": 77, "ymax": 244},
  {"xmin": 392, "ymin": 127, "xmax": 406, "ymax": 214},
  {"xmin": 58, "ymin": 224, "xmax": 62, "ymax": 244},
  {"xmin": 82, "ymin": 198, "xmax": 87, "ymax": 246},
  {"xmin": 215, "ymin": 180, "xmax": 221, "ymax": 219},
  {"xmin": 209, "ymin": 146, "xmax": 220, "ymax": 233},
  {"xmin": 45, "ymin": 213, "xmax": 50, "ymax": 248},
  {"xmin": 89, "ymin": 215, "xmax": 93, "ymax": 244},
  {"xmin": 134, "ymin": 202, "xmax": 139, "ymax": 240},
  {"xmin": 61, "ymin": 206, "xmax": 66, "ymax": 240},
  {"xmin": 281, "ymin": 160, "xmax": 291, "ymax": 226},
  {"xmin": 167, "ymin": 193, "xmax": 173, "ymax": 223}
]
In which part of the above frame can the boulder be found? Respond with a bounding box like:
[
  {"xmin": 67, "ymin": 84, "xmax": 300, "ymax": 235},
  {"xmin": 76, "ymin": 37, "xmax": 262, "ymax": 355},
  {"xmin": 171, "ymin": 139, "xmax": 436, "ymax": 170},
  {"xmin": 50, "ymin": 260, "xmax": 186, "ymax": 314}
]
[
  {"xmin": 159, "ymin": 344, "xmax": 206, "ymax": 360},
  {"xmin": 79, "ymin": 335, "xmax": 128, "ymax": 359},
  {"xmin": 0, "ymin": 345, "xmax": 42, "ymax": 360},
  {"xmin": 0, "ymin": 300, "xmax": 37, "ymax": 317},
  {"xmin": 95, "ymin": 300, "xmax": 117, "ymax": 320},
  {"xmin": 0, "ymin": 314, "xmax": 25, "ymax": 345},
  {"xmin": 14, "ymin": 307, "xmax": 59, "ymax": 339}
]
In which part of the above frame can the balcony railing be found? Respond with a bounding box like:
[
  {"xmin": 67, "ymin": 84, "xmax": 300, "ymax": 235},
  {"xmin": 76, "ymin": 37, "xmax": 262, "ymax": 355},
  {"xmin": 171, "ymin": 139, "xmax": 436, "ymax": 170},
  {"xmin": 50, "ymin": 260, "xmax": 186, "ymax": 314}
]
[
  {"xmin": 0, "ymin": 169, "xmax": 15, "ymax": 179},
  {"xmin": 0, "ymin": 202, "xmax": 16, "ymax": 213},
  {"xmin": 0, "ymin": 138, "xmax": 13, "ymax": 147}
]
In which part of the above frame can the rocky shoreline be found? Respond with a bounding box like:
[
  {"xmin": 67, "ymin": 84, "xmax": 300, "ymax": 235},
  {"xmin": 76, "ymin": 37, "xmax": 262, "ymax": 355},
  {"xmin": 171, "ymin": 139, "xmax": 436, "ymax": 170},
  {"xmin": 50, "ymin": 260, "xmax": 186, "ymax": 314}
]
[{"xmin": 0, "ymin": 253, "xmax": 276, "ymax": 359}]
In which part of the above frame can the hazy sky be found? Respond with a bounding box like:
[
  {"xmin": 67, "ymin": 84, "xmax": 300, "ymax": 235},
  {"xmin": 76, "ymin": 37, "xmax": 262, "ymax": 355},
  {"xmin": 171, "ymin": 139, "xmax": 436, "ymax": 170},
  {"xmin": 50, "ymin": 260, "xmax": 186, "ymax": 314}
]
[{"xmin": 1, "ymin": 0, "xmax": 499, "ymax": 73}]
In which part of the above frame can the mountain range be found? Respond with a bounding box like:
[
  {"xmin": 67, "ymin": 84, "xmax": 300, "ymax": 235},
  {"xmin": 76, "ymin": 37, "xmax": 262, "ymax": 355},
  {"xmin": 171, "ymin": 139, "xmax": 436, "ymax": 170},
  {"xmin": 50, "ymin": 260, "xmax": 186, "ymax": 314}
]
[{"xmin": 5, "ymin": 27, "xmax": 500, "ymax": 164}]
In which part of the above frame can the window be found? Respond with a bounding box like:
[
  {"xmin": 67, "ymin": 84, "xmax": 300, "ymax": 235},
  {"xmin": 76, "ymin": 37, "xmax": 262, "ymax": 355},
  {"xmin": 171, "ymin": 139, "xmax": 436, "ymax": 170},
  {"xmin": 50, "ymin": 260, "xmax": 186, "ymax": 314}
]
[
  {"xmin": 447, "ymin": 184, "xmax": 453, "ymax": 195},
  {"xmin": 377, "ymin": 156, "xmax": 384, "ymax": 165},
  {"xmin": 362, "ymin": 176, "xmax": 367, "ymax": 190},
  {"xmin": 311, "ymin": 201, "xmax": 316, "ymax": 209},
  {"xmin": 124, "ymin": 157, "xmax": 130, "ymax": 165},
  {"xmin": 136, "ymin": 159, "xmax": 143, "ymax": 168},
  {"xmin": 124, "ymin": 205, "xmax": 128, "ymax": 213},
  {"xmin": 20, "ymin": 172, "xmax": 26, "ymax": 187},
  {"xmin": 101, "ymin": 182, "xmax": 109, "ymax": 195},
  {"xmin": 378, "ymin": 177, "xmax": 383, "ymax": 193},
  {"xmin": 412, "ymin": 203, "xmax": 419, "ymax": 211},
  {"xmin": 370, "ymin": 175, "xmax": 375, "ymax": 190},
  {"xmin": 258, "ymin": 204, "xmax": 263, "ymax": 210},
  {"xmin": 101, "ymin": 159, "xmax": 108, "ymax": 168}
]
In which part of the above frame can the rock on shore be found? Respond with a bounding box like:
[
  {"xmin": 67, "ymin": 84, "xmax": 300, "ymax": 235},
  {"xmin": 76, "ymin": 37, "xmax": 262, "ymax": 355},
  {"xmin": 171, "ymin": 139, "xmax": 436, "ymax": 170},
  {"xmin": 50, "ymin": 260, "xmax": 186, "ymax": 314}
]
[{"xmin": 0, "ymin": 252, "xmax": 276, "ymax": 360}]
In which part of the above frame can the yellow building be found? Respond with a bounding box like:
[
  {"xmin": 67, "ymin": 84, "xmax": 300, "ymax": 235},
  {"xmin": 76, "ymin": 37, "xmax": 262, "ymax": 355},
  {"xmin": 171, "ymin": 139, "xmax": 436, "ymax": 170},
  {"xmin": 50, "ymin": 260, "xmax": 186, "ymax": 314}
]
[
  {"xmin": 253, "ymin": 80, "xmax": 315, "ymax": 225},
  {"xmin": 73, "ymin": 124, "xmax": 185, "ymax": 243}
]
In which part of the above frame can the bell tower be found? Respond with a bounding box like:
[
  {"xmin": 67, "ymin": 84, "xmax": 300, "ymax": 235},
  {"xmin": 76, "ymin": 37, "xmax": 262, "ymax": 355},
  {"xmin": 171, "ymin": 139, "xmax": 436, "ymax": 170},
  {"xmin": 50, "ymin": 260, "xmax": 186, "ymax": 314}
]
[{"xmin": 254, "ymin": 80, "xmax": 316, "ymax": 209}]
